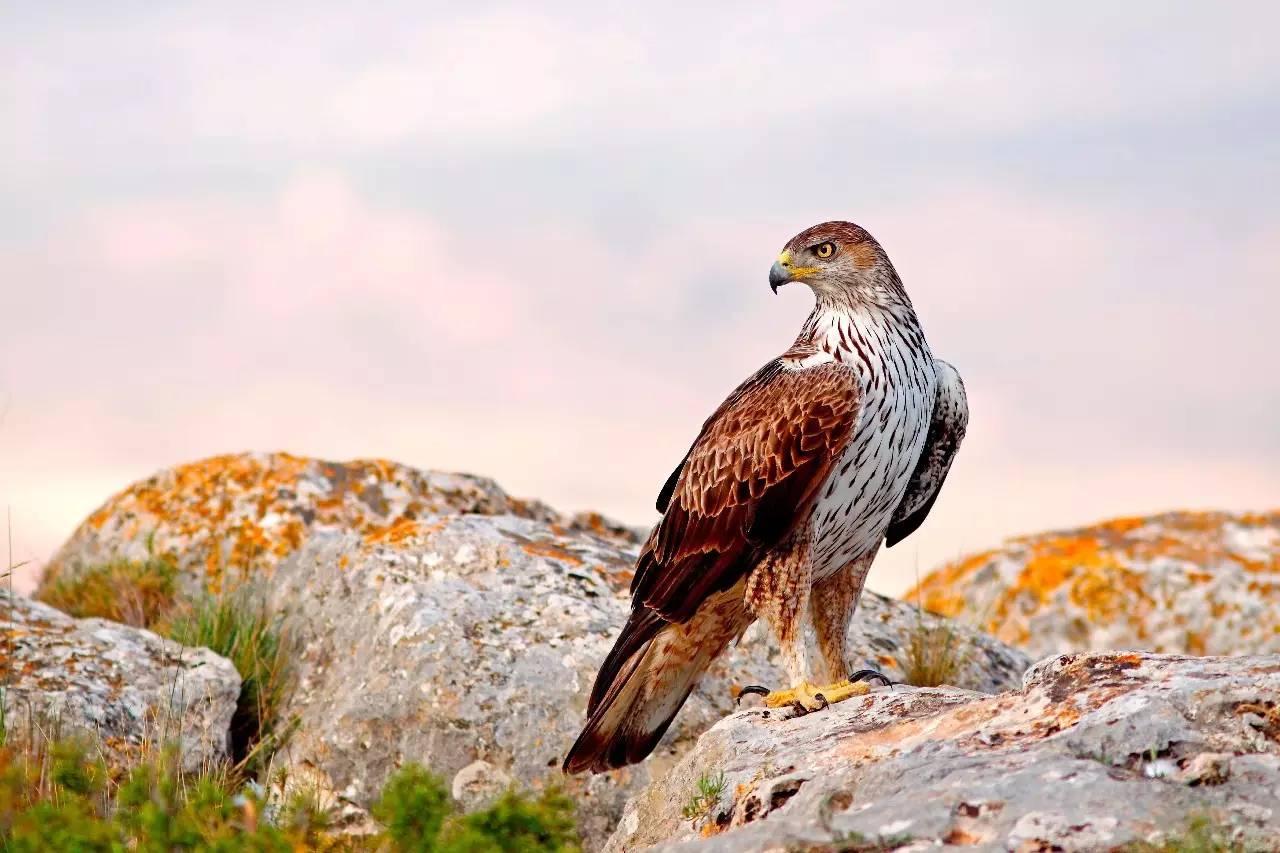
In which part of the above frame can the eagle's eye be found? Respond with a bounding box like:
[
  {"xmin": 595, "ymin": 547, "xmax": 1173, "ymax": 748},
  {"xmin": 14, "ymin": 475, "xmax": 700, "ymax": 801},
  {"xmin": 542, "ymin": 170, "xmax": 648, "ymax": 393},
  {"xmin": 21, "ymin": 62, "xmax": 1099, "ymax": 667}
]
[{"xmin": 814, "ymin": 241, "xmax": 836, "ymax": 259}]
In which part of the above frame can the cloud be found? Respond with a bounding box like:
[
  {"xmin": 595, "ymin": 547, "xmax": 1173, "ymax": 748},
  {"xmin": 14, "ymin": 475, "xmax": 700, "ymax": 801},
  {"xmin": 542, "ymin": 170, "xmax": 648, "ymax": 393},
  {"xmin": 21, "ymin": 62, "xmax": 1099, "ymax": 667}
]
[{"xmin": 2, "ymin": 2, "xmax": 1277, "ymax": 597}]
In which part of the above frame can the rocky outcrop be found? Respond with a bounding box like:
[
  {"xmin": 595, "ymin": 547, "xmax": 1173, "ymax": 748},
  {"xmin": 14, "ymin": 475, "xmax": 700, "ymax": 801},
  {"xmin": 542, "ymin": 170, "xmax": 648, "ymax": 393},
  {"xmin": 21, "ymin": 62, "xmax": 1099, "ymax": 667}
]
[
  {"xmin": 38, "ymin": 451, "xmax": 639, "ymax": 597},
  {"xmin": 1, "ymin": 591, "xmax": 241, "ymax": 771},
  {"xmin": 606, "ymin": 652, "xmax": 1280, "ymax": 852},
  {"xmin": 261, "ymin": 513, "xmax": 1028, "ymax": 849},
  {"xmin": 910, "ymin": 511, "xmax": 1280, "ymax": 660},
  {"xmin": 35, "ymin": 453, "xmax": 1029, "ymax": 849}
]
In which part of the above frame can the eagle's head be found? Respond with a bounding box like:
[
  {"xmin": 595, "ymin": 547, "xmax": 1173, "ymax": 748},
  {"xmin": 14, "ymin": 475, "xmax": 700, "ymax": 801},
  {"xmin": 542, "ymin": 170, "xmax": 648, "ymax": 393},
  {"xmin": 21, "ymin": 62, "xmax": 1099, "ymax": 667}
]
[{"xmin": 769, "ymin": 221, "xmax": 902, "ymax": 306}]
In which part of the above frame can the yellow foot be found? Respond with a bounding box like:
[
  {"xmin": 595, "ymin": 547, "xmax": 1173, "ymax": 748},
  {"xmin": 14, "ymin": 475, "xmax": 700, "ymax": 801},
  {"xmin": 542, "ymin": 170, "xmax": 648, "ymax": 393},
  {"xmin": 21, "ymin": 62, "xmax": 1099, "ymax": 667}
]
[{"xmin": 760, "ymin": 679, "xmax": 870, "ymax": 711}]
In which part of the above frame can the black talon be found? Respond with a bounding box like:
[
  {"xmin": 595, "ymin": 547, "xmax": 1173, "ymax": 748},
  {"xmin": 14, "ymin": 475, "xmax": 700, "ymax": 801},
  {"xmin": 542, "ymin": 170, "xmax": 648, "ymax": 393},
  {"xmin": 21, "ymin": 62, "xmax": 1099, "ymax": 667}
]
[
  {"xmin": 737, "ymin": 685, "xmax": 771, "ymax": 705},
  {"xmin": 791, "ymin": 700, "xmax": 809, "ymax": 716},
  {"xmin": 849, "ymin": 669, "xmax": 896, "ymax": 687},
  {"xmin": 813, "ymin": 692, "xmax": 829, "ymax": 711}
]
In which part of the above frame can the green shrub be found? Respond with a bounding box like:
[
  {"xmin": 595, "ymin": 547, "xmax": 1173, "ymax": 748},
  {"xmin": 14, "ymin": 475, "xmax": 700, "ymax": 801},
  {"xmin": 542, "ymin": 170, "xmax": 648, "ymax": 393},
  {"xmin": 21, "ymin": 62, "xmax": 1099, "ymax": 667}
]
[
  {"xmin": 37, "ymin": 556, "xmax": 179, "ymax": 629},
  {"xmin": 1, "ymin": 735, "xmax": 579, "ymax": 851},
  {"xmin": 371, "ymin": 764, "xmax": 579, "ymax": 853}
]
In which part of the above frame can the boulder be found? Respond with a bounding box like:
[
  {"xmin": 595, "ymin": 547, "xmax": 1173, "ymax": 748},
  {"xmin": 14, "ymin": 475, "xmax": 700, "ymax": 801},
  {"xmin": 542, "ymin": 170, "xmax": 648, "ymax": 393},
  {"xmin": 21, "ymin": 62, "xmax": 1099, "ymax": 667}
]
[
  {"xmin": 909, "ymin": 510, "xmax": 1280, "ymax": 659},
  {"xmin": 38, "ymin": 451, "xmax": 638, "ymax": 597},
  {"xmin": 605, "ymin": 652, "xmax": 1280, "ymax": 852},
  {"xmin": 255, "ymin": 514, "xmax": 1028, "ymax": 850},
  {"xmin": 36, "ymin": 454, "xmax": 1028, "ymax": 849},
  {"xmin": 0, "ymin": 591, "xmax": 241, "ymax": 771}
]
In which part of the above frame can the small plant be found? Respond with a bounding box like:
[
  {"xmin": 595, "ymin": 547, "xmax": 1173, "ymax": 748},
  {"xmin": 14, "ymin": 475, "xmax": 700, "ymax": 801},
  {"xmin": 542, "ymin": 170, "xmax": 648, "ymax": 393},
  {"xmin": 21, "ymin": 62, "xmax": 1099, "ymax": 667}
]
[
  {"xmin": 1, "ymin": 735, "xmax": 580, "ymax": 851},
  {"xmin": 680, "ymin": 770, "xmax": 727, "ymax": 825},
  {"xmin": 372, "ymin": 763, "xmax": 452, "ymax": 851},
  {"xmin": 166, "ymin": 590, "xmax": 297, "ymax": 777},
  {"xmin": 37, "ymin": 556, "xmax": 179, "ymax": 629},
  {"xmin": 371, "ymin": 763, "xmax": 579, "ymax": 852},
  {"xmin": 902, "ymin": 607, "xmax": 968, "ymax": 688},
  {"xmin": 1125, "ymin": 813, "xmax": 1247, "ymax": 852}
]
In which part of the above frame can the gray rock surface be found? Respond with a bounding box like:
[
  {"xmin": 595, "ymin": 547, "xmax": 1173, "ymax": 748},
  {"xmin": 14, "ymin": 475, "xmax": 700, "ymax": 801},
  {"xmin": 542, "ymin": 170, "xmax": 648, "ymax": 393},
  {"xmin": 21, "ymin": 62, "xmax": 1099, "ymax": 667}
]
[
  {"xmin": 1, "ymin": 591, "xmax": 241, "ymax": 771},
  {"xmin": 605, "ymin": 652, "xmax": 1280, "ymax": 852},
  {"xmin": 34, "ymin": 452, "xmax": 1028, "ymax": 849},
  {"xmin": 258, "ymin": 512, "xmax": 1028, "ymax": 850}
]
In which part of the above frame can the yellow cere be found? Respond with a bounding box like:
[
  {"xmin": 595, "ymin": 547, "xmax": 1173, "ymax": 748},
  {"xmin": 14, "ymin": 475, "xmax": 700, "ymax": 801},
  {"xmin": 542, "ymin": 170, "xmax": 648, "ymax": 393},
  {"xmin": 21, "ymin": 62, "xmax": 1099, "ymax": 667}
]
[{"xmin": 778, "ymin": 248, "xmax": 820, "ymax": 278}]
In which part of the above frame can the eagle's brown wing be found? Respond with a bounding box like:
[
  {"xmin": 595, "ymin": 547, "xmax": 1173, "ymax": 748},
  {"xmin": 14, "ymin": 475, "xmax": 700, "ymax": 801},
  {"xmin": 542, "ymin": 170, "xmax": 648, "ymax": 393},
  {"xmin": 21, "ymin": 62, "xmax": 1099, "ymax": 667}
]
[
  {"xmin": 631, "ymin": 356, "xmax": 862, "ymax": 623},
  {"xmin": 564, "ymin": 355, "xmax": 860, "ymax": 773}
]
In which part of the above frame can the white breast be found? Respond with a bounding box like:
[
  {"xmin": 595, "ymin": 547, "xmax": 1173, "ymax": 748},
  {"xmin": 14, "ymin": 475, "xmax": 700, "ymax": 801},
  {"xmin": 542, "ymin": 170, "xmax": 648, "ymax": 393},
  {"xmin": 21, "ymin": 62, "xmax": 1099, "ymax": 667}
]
[{"xmin": 807, "ymin": 310, "xmax": 936, "ymax": 578}]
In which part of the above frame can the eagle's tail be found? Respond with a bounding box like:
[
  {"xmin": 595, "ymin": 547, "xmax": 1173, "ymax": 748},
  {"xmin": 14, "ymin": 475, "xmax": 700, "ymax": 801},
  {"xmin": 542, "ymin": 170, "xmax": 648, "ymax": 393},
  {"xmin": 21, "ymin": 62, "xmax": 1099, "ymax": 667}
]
[{"xmin": 563, "ymin": 591, "xmax": 748, "ymax": 774}]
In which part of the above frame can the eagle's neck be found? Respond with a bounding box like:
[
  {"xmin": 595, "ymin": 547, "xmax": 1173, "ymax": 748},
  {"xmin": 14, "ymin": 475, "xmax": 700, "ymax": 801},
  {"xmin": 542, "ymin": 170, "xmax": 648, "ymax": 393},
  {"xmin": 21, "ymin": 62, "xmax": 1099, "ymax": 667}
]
[{"xmin": 784, "ymin": 291, "xmax": 929, "ymax": 373}]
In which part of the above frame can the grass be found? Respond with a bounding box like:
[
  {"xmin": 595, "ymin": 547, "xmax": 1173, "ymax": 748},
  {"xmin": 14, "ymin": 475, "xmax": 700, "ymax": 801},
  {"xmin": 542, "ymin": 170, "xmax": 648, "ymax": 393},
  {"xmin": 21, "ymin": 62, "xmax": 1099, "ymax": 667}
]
[
  {"xmin": 1125, "ymin": 814, "xmax": 1247, "ymax": 852},
  {"xmin": 165, "ymin": 590, "xmax": 297, "ymax": 777},
  {"xmin": 33, "ymin": 556, "xmax": 295, "ymax": 782},
  {"xmin": 901, "ymin": 567, "xmax": 969, "ymax": 688},
  {"xmin": 0, "ymin": 730, "xmax": 580, "ymax": 852},
  {"xmin": 901, "ymin": 608, "xmax": 968, "ymax": 688},
  {"xmin": 37, "ymin": 555, "xmax": 180, "ymax": 630},
  {"xmin": 680, "ymin": 770, "xmax": 727, "ymax": 826}
]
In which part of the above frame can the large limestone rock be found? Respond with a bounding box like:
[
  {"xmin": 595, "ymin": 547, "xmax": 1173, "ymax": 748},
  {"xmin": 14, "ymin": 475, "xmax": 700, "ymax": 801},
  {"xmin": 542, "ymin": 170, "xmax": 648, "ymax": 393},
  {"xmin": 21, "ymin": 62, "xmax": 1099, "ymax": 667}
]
[
  {"xmin": 39, "ymin": 451, "xmax": 635, "ymax": 596},
  {"xmin": 1, "ymin": 591, "xmax": 241, "ymax": 771},
  {"xmin": 910, "ymin": 510, "xmax": 1280, "ymax": 660},
  {"xmin": 260, "ymin": 514, "xmax": 1027, "ymax": 849},
  {"xmin": 37, "ymin": 453, "xmax": 1028, "ymax": 849},
  {"xmin": 606, "ymin": 652, "xmax": 1280, "ymax": 851}
]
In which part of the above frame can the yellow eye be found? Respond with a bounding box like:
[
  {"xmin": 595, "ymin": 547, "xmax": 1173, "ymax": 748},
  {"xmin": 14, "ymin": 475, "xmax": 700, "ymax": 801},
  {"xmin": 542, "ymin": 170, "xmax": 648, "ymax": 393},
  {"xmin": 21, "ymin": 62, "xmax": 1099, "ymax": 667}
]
[{"xmin": 814, "ymin": 242, "xmax": 836, "ymax": 259}]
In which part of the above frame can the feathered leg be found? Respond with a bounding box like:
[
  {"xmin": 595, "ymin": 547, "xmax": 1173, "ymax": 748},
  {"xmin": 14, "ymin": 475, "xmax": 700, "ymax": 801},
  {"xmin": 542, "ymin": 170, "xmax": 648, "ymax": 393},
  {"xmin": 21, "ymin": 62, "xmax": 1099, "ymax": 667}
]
[
  {"xmin": 744, "ymin": 536, "xmax": 832, "ymax": 711},
  {"xmin": 803, "ymin": 552, "xmax": 881, "ymax": 704},
  {"xmin": 742, "ymin": 547, "xmax": 882, "ymax": 711}
]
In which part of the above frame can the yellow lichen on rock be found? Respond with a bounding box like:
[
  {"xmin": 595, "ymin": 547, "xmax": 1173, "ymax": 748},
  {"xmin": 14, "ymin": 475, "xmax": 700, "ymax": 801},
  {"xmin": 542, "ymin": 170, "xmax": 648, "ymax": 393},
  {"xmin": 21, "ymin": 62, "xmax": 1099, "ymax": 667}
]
[{"xmin": 909, "ymin": 510, "xmax": 1280, "ymax": 659}]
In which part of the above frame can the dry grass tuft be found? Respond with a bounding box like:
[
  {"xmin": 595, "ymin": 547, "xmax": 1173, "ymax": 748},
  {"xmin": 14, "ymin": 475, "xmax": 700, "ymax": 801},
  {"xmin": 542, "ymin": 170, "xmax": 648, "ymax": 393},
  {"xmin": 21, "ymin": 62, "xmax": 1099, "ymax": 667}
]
[
  {"xmin": 36, "ymin": 556, "xmax": 179, "ymax": 630},
  {"xmin": 901, "ymin": 609, "xmax": 969, "ymax": 688}
]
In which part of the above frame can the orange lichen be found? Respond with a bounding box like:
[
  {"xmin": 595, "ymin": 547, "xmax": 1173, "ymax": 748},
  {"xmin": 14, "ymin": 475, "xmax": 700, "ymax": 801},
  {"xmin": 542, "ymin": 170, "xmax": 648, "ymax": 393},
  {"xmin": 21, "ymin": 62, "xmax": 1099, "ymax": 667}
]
[
  {"xmin": 42, "ymin": 452, "xmax": 549, "ymax": 597},
  {"xmin": 911, "ymin": 509, "xmax": 1280, "ymax": 656},
  {"xmin": 522, "ymin": 541, "xmax": 584, "ymax": 566},
  {"xmin": 364, "ymin": 518, "xmax": 421, "ymax": 546},
  {"xmin": 907, "ymin": 548, "xmax": 998, "ymax": 618}
]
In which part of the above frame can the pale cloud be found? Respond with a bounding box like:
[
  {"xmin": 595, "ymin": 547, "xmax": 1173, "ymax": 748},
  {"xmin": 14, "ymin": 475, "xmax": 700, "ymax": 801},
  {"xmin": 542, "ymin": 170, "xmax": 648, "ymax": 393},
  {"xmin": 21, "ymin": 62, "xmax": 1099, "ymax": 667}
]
[{"xmin": 2, "ymin": 2, "xmax": 1277, "ymax": 598}]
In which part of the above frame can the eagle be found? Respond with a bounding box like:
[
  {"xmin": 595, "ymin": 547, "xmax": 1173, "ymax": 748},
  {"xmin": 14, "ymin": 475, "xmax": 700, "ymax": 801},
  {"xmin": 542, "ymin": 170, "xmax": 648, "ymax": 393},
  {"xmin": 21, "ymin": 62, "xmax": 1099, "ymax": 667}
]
[{"xmin": 564, "ymin": 221, "xmax": 968, "ymax": 774}]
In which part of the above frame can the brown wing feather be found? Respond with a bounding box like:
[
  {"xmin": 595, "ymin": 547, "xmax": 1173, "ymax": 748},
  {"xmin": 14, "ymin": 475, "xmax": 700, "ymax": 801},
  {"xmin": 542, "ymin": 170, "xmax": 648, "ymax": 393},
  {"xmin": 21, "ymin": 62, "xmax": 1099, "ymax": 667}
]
[
  {"xmin": 568, "ymin": 355, "xmax": 861, "ymax": 771},
  {"xmin": 631, "ymin": 356, "xmax": 861, "ymax": 622}
]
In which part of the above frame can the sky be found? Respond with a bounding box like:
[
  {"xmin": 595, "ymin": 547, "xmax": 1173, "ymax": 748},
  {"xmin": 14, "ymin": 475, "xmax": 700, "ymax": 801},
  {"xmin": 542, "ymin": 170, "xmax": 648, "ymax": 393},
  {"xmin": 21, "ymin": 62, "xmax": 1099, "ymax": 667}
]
[{"xmin": 3, "ymin": 2, "xmax": 1278, "ymax": 596}]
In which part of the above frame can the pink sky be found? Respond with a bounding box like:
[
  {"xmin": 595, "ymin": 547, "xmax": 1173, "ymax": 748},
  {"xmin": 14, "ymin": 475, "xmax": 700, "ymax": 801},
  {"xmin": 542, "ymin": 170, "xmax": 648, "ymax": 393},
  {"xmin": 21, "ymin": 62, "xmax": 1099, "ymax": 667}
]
[{"xmin": 3, "ymin": 3, "xmax": 1278, "ymax": 596}]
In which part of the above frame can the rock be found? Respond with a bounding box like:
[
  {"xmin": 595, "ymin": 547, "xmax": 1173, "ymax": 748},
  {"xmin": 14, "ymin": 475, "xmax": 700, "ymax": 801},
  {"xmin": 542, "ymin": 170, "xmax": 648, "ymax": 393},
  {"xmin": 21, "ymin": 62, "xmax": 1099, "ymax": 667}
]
[
  {"xmin": 0, "ymin": 591, "xmax": 241, "ymax": 771},
  {"xmin": 37, "ymin": 453, "xmax": 1027, "ymax": 849},
  {"xmin": 605, "ymin": 652, "xmax": 1280, "ymax": 852},
  {"xmin": 38, "ymin": 451, "xmax": 639, "ymax": 597},
  {"xmin": 451, "ymin": 760, "xmax": 515, "ymax": 811},
  {"xmin": 910, "ymin": 510, "xmax": 1280, "ymax": 659},
  {"xmin": 252, "ymin": 513, "xmax": 1027, "ymax": 850}
]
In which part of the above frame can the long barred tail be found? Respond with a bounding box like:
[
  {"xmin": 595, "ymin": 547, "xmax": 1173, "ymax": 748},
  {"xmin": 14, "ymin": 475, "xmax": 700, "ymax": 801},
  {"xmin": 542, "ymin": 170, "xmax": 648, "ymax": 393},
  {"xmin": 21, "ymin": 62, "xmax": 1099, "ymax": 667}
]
[{"xmin": 563, "ymin": 592, "xmax": 748, "ymax": 774}]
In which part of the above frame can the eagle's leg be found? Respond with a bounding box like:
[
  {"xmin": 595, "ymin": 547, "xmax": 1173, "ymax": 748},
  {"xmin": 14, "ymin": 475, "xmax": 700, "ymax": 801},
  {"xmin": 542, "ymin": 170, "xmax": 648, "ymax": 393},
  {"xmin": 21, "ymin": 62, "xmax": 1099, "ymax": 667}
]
[
  {"xmin": 800, "ymin": 555, "xmax": 878, "ymax": 707},
  {"xmin": 743, "ymin": 541, "xmax": 835, "ymax": 713}
]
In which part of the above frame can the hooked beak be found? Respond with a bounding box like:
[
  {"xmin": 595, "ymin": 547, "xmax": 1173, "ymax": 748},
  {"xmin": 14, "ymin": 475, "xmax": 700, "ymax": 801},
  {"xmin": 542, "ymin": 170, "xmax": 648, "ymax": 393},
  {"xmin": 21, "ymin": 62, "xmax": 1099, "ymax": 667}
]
[
  {"xmin": 762, "ymin": 249, "xmax": 793, "ymax": 292},
  {"xmin": 769, "ymin": 260, "xmax": 792, "ymax": 294}
]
